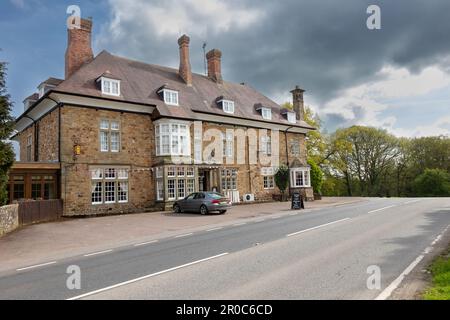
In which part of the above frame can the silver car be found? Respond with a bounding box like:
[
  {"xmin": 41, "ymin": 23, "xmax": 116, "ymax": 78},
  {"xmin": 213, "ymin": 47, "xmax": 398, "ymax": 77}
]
[{"xmin": 173, "ymin": 192, "xmax": 231, "ymax": 215}]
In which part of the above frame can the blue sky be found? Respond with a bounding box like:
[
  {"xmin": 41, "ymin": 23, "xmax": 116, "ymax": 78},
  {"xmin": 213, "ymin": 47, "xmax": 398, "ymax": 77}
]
[{"xmin": 1, "ymin": 0, "xmax": 450, "ymax": 139}]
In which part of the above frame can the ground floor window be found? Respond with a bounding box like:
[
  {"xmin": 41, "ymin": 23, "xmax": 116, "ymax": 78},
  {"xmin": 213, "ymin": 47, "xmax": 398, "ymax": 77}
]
[
  {"xmin": 155, "ymin": 165, "xmax": 197, "ymax": 201},
  {"xmin": 290, "ymin": 167, "xmax": 311, "ymax": 188},
  {"xmin": 90, "ymin": 167, "xmax": 129, "ymax": 205},
  {"xmin": 6, "ymin": 173, "xmax": 57, "ymax": 203},
  {"xmin": 221, "ymin": 168, "xmax": 237, "ymax": 191},
  {"xmin": 261, "ymin": 167, "xmax": 275, "ymax": 189},
  {"xmin": 263, "ymin": 176, "xmax": 274, "ymax": 189}
]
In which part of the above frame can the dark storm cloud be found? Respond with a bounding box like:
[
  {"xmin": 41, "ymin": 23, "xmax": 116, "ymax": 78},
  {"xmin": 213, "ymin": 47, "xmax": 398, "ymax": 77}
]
[{"xmin": 98, "ymin": 0, "xmax": 450, "ymax": 104}]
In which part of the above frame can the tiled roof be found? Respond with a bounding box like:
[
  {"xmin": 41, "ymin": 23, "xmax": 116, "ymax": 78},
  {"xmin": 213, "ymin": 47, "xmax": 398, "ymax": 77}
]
[{"xmin": 54, "ymin": 50, "xmax": 314, "ymax": 129}]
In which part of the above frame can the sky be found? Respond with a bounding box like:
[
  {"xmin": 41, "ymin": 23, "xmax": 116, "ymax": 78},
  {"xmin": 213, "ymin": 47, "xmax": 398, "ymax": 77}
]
[{"xmin": 1, "ymin": 0, "xmax": 450, "ymax": 139}]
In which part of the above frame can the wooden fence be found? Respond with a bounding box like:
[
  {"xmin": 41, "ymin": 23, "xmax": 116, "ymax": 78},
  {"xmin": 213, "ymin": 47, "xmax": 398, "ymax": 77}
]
[{"xmin": 18, "ymin": 199, "xmax": 63, "ymax": 226}]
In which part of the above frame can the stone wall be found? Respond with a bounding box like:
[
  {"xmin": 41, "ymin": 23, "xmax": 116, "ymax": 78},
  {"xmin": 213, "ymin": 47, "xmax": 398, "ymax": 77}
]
[
  {"xmin": 18, "ymin": 125, "xmax": 35, "ymax": 161},
  {"xmin": 38, "ymin": 108, "xmax": 59, "ymax": 161},
  {"xmin": 0, "ymin": 204, "xmax": 19, "ymax": 236},
  {"xmin": 60, "ymin": 106, "xmax": 155, "ymax": 216}
]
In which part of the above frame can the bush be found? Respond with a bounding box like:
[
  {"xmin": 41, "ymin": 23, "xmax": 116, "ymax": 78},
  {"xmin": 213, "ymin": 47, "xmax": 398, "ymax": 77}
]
[
  {"xmin": 274, "ymin": 165, "xmax": 289, "ymax": 200},
  {"xmin": 308, "ymin": 159, "xmax": 323, "ymax": 195},
  {"xmin": 413, "ymin": 168, "xmax": 450, "ymax": 197}
]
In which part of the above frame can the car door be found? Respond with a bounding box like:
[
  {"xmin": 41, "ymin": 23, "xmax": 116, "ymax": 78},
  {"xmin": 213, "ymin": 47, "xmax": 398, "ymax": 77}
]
[
  {"xmin": 192, "ymin": 192, "xmax": 205, "ymax": 212},
  {"xmin": 182, "ymin": 193, "xmax": 197, "ymax": 212}
]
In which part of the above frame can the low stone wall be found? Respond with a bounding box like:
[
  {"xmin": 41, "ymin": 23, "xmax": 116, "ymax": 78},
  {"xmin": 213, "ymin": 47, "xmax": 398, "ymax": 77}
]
[{"xmin": 0, "ymin": 204, "xmax": 19, "ymax": 236}]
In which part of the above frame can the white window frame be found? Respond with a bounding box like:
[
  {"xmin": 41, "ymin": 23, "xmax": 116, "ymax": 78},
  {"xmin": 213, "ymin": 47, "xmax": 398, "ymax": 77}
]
[
  {"xmin": 263, "ymin": 176, "xmax": 275, "ymax": 189},
  {"xmin": 163, "ymin": 89, "xmax": 179, "ymax": 106},
  {"xmin": 101, "ymin": 77, "xmax": 121, "ymax": 96},
  {"xmin": 261, "ymin": 107, "xmax": 272, "ymax": 120},
  {"xmin": 260, "ymin": 135, "xmax": 272, "ymax": 156},
  {"xmin": 221, "ymin": 100, "xmax": 235, "ymax": 114},
  {"xmin": 290, "ymin": 168, "xmax": 311, "ymax": 188},
  {"xmin": 90, "ymin": 167, "xmax": 129, "ymax": 205},
  {"xmin": 155, "ymin": 121, "xmax": 191, "ymax": 156},
  {"xmin": 100, "ymin": 120, "xmax": 121, "ymax": 153},
  {"xmin": 287, "ymin": 112, "xmax": 296, "ymax": 124}
]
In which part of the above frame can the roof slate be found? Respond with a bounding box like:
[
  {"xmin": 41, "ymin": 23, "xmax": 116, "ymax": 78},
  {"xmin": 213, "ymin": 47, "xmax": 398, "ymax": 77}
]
[{"xmin": 54, "ymin": 50, "xmax": 314, "ymax": 129}]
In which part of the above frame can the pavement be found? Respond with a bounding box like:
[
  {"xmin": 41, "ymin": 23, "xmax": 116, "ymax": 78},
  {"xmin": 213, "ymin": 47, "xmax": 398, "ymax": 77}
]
[
  {"xmin": 0, "ymin": 197, "xmax": 449, "ymax": 300},
  {"xmin": 0, "ymin": 197, "xmax": 363, "ymax": 273}
]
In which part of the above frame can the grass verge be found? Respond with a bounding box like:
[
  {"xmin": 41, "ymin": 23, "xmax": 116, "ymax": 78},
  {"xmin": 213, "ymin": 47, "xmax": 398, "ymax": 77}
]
[{"xmin": 423, "ymin": 247, "xmax": 450, "ymax": 300}]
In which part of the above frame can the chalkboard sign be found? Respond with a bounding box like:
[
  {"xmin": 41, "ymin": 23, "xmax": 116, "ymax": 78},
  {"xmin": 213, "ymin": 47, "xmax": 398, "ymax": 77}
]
[{"xmin": 291, "ymin": 192, "xmax": 304, "ymax": 210}]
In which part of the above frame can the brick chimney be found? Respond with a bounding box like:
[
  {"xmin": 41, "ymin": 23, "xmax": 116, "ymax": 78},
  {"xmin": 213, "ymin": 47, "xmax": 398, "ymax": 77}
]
[
  {"xmin": 65, "ymin": 18, "xmax": 94, "ymax": 79},
  {"xmin": 290, "ymin": 85, "xmax": 305, "ymax": 121},
  {"xmin": 206, "ymin": 49, "xmax": 223, "ymax": 84},
  {"xmin": 178, "ymin": 34, "xmax": 192, "ymax": 86}
]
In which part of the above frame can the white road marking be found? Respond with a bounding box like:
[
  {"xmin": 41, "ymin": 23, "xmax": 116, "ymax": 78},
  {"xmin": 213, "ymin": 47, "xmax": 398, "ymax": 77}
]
[
  {"xmin": 289, "ymin": 212, "xmax": 298, "ymax": 216},
  {"xmin": 16, "ymin": 261, "xmax": 57, "ymax": 272},
  {"xmin": 175, "ymin": 233, "xmax": 193, "ymax": 238},
  {"xmin": 233, "ymin": 222, "xmax": 246, "ymax": 226},
  {"xmin": 271, "ymin": 216, "xmax": 282, "ymax": 219},
  {"xmin": 376, "ymin": 223, "xmax": 450, "ymax": 300},
  {"xmin": 84, "ymin": 249, "xmax": 113, "ymax": 257},
  {"xmin": 375, "ymin": 255, "xmax": 424, "ymax": 300},
  {"xmin": 286, "ymin": 218, "xmax": 350, "ymax": 237},
  {"xmin": 368, "ymin": 205, "xmax": 397, "ymax": 214},
  {"xmin": 255, "ymin": 219, "xmax": 266, "ymax": 222},
  {"xmin": 134, "ymin": 240, "xmax": 158, "ymax": 247},
  {"xmin": 403, "ymin": 200, "xmax": 420, "ymax": 205},
  {"xmin": 67, "ymin": 253, "xmax": 229, "ymax": 300},
  {"xmin": 206, "ymin": 227, "xmax": 223, "ymax": 232},
  {"xmin": 431, "ymin": 235, "xmax": 442, "ymax": 246}
]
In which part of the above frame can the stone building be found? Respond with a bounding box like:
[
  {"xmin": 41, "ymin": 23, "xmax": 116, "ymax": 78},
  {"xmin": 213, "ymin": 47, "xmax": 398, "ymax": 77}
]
[{"xmin": 9, "ymin": 18, "xmax": 315, "ymax": 216}]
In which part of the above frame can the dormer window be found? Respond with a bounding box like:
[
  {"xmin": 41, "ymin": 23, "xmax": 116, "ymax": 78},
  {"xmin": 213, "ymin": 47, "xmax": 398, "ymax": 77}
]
[
  {"xmin": 163, "ymin": 89, "xmax": 179, "ymax": 105},
  {"xmin": 287, "ymin": 112, "xmax": 296, "ymax": 124},
  {"xmin": 216, "ymin": 98, "xmax": 235, "ymax": 114},
  {"xmin": 100, "ymin": 78, "xmax": 120, "ymax": 96},
  {"xmin": 261, "ymin": 107, "xmax": 272, "ymax": 120}
]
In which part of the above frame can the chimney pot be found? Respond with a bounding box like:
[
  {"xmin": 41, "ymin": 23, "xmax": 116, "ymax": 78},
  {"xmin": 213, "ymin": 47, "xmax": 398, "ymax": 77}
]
[
  {"xmin": 206, "ymin": 49, "xmax": 223, "ymax": 84},
  {"xmin": 65, "ymin": 17, "xmax": 94, "ymax": 79},
  {"xmin": 178, "ymin": 34, "xmax": 192, "ymax": 86}
]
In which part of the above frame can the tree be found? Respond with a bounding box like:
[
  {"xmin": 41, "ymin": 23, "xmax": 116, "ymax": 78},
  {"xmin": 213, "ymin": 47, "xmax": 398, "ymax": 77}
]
[
  {"xmin": 413, "ymin": 169, "xmax": 450, "ymax": 197},
  {"xmin": 327, "ymin": 126, "xmax": 400, "ymax": 196},
  {"xmin": 308, "ymin": 158, "xmax": 323, "ymax": 194},
  {"xmin": 281, "ymin": 102, "xmax": 335, "ymax": 165},
  {"xmin": 0, "ymin": 60, "xmax": 15, "ymax": 205},
  {"xmin": 274, "ymin": 165, "xmax": 289, "ymax": 201}
]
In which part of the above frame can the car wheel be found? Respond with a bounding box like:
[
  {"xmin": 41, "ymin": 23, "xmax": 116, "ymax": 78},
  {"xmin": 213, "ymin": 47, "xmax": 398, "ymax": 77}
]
[
  {"xmin": 200, "ymin": 205, "xmax": 208, "ymax": 215},
  {"xmin": 219, "ymin": 210, "xmax": 227, "ymax": 214},
  {"xmin": 173, "ymin": 204, "xmax": 181, "ymax": 213}
]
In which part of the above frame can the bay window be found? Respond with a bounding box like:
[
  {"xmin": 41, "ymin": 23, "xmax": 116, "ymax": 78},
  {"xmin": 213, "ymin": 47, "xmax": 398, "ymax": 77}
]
[
  {"xmin": 155, "ymin": 122, "xmax": 190, "ymax": 156},
  {"xmin": 290, "ymin": 168, "xmax": 311, "ymax": 188}
]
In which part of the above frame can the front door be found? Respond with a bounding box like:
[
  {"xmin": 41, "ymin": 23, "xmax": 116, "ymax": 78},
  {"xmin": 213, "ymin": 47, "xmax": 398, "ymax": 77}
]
[{"xmin": 198, "ymin": 169, "xmax": 210, "ymax": 191}]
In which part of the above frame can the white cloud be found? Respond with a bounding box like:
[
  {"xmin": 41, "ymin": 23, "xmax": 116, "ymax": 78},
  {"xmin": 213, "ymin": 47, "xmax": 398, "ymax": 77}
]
[
  {"xmin": 104, "ymin": 0, "xmax": 264, "ymax": 39},
  {"xmin": 320, "ymin": 65, "xmax": 450, "ymax": 137}
]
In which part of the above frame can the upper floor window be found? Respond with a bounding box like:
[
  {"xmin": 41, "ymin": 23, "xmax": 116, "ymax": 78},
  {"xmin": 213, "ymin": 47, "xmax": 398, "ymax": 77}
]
[
  {"xmin": 222, "ymin": 100, "xmax": 235, "ymax": 114},
  {"xmin": 155, "ymin": 122, "xmax": 190, "ymax": 156},
  {"xmin": 260, "ymin": 135, "xmax": 271, "ymax": 156},
  {"xmin": 100, "ymin": 120, "xmax": 120, "ymax": 152},
  {"xmin": 287, "ymin": 112, "xmax": 296, "ymax": 124},
  {"xmin": 100, "ymin": 78, "xmax": 120, "ymax": 96},
  {"xmin": 163, "ymin": 89, "xmax": 179, "ymax": 106},
  {"xmin": 261, "ymin": 107, "xmax": 272, "ymax": 120}
]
